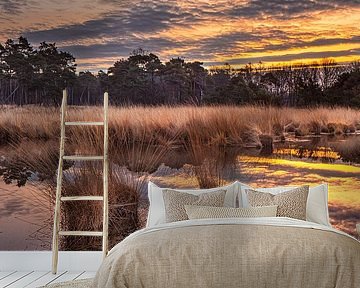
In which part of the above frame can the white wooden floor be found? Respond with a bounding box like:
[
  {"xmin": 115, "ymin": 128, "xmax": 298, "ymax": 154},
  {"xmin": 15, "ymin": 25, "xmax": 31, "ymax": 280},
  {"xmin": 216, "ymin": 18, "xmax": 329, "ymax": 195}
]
[
  {"xmin": 0, "ymin": 251, "xmax": 102, "ymax": 288},
  {"xmin": 0, "ymin": 270, "xmax": 95, "ymax": 288}
]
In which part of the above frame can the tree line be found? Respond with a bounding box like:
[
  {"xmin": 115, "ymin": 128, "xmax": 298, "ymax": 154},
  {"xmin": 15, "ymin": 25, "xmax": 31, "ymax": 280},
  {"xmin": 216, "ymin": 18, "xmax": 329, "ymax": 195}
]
[{"xmin": 1, "ymin": 37, "xmax": 359, "ymax": 106}]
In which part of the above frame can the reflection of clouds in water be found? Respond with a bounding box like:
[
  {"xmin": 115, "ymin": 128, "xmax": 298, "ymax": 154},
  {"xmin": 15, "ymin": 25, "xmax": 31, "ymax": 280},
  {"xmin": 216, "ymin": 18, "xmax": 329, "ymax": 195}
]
[
  {"xmin": 0, "ymin": 183, "xmax": 51, "ymax": 249},
  {"xmin": 31, "ymin": 207, "xmax": 46, "ymax": 214},
  {"xmin": 239, "ymin": 162, "xmax": 360, "ymax": 182},
  {"xmin": 237, "ymin": 156, "xmax": 360, "ymax": 236},
  {"xmin": 237, "ymin": 156, "xmax": 360, "ymax": 205},
  {"xmin": 238, "ymin": 156, "xmax": 360, "ymax": 175},
  {"xmin": 329, "ymin": 202, "xmax": 360, "ymax": 237},
  {"xmin": 0, "ymin": 183, "xmax": 48, "ymax": 220},
  {"xmin": 0, "ymin": 198, "xmax": 31, "ymax": 217}
]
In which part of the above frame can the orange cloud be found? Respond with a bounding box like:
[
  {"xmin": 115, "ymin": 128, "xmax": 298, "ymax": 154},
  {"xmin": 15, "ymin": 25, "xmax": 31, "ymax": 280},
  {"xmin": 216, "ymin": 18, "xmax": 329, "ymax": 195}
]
[{"xmin": 0, "ymin": 0, "xmax": 359, "ymax": 71}]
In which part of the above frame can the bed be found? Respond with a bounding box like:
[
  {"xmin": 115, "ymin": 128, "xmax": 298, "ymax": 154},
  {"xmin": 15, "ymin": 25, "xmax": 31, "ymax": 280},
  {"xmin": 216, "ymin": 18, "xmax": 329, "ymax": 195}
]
[{"xmin": 93, "ymin": 182, "xmax": 360, "ymax": 288}]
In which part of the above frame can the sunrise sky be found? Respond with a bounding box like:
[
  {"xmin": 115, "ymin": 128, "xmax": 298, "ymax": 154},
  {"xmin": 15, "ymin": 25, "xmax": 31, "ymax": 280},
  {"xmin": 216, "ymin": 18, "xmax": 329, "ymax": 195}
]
[{"xmin": 0, "ymin": 0, "xmax": 359, "ymax": 71}]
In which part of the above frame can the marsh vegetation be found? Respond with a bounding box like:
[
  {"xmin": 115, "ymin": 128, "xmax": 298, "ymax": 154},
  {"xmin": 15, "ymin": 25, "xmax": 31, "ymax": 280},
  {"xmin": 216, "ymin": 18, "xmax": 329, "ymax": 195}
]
[{"xmin": 0, "ymin": 105, "xmax": 360, "ymax": 249}]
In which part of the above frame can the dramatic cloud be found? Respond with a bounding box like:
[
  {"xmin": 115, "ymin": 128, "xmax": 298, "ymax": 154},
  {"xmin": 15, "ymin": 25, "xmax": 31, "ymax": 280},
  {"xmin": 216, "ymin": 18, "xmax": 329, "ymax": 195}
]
[
  {"xmin": 0, "ymin": 0, "xmax": 359, "ymax": 70},
  {"xmin": 0, "ymin": 0, "xmax": 28, "ymax": 14},
  {"xmin": 62, "ymin": 38, "xmax": 180, "ymax": 58},
  {"xmin": 228, "ymin": 0, "xmax": 334, "ymax": 19},
  {"xmin": 206, "ymin": 49, "xmax": 360, "ymax": 66},
  {"xmin": 24, "ymin": 2, "xmax": 197, "ymax": 43}
]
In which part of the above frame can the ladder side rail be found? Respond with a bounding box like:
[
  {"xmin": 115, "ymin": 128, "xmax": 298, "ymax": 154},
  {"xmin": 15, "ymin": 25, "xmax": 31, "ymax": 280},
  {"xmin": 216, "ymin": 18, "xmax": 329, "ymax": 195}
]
[
  {"xmin": 52, "ymin": 89, "xmax": 67, "ymax": 274},
  {"xmin": 102, "ymin": 92, "xmax": 109, "ymax": 259}
]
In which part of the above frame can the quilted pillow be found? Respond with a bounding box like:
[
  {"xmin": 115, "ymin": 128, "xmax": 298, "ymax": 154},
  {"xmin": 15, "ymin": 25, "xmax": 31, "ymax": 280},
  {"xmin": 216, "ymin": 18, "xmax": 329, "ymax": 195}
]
[
  {"xmin": 162, "ymin": 189, "xmax": 226, "ymax": 223},
  {"xmin": 184, "ymin": 205, "xmax": 278, "ymax": 220},
  {"xmin": 246, "ymin": 185, "xmax": 309, "ymax": 220}
]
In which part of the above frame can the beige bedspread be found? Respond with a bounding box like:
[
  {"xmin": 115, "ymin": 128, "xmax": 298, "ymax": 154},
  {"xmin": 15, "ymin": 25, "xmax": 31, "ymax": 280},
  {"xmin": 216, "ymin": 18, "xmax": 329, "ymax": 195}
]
[{"xmin": 93, "ymin": 218, "xmax": 360, "ymax": 288}]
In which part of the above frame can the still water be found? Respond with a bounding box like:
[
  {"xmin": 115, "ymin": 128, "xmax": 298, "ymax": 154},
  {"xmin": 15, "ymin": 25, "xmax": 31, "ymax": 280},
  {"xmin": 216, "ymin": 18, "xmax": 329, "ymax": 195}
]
[
  {"xmin": 0, "ymin": 135, "xmax": 359, "ymax": 250},
  {"xmin": 0, "ymin": 183, "xmax": 51, "ymax": 250}
]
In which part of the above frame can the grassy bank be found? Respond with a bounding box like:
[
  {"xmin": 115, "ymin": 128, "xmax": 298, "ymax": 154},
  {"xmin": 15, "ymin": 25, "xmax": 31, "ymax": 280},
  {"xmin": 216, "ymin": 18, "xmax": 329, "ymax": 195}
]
[{"xmin": 1, "ymin": 105, "xmax": 360, "ymax": 147}]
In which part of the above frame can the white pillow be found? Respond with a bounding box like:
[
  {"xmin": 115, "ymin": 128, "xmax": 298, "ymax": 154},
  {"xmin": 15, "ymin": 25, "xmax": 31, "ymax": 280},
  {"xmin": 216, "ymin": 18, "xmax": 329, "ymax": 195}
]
[
  {"xmin": 238, "ymin": 183, "xmax": 330, "ymax": 226},
  {"xmin": 146, "ymin": 181, "xmax": 239, "ymax": 227}
]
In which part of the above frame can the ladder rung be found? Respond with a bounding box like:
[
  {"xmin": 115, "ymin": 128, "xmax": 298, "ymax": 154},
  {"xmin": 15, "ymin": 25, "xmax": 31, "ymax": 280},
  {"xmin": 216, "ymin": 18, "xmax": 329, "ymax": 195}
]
[
  {"xmin": 63, "ymin": 156, "xmax": 104, "ymax": 161},
  {"xmin": 61, "ymin": 196, "xmax": 104, "ymax": 201},
  {"xmin": 65, "ymin": 121, "xmax": 104, "ymax": 126},
  {"xmin": 59, "ymin": 231, "xmax": 103, "ymax": 237}
]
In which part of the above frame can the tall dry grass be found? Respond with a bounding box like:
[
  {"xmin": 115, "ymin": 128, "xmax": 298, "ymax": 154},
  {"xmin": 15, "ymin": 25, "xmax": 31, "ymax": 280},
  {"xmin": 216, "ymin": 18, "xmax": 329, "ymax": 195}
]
[{"xmin": 1, "ymin": 105, "xmax": 359, "ymax": 148}]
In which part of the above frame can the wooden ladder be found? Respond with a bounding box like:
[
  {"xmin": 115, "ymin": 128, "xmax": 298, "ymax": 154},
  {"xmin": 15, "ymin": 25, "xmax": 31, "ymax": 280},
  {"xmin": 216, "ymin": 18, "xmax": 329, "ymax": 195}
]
[{"xmin": 52, "ymin": 89, "xmax": 109, "ymax": 274}]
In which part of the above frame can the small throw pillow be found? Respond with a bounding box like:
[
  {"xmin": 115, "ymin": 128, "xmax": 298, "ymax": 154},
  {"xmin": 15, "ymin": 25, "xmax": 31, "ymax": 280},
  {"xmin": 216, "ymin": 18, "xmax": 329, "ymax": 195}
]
[
  {"xmin": 162, "ymin": 189, "xmax": 226, "ymax": 223},
  {"xmin": 246, "ymin": 186, "xmax": 309, "ymax": 220},
  {"xmin": 184, "ymin": 205, "xmax": 278, "ymax": 220}
]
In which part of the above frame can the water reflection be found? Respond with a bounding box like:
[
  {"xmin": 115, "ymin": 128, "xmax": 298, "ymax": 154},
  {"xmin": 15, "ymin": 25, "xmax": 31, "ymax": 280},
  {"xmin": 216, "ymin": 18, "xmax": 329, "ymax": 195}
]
[
  {"xmin": 274, "ymin": 134, "xmax": 360, "ymax": 164},
  {"xmin": 0, "ymin": 183, "xmax": 51, "ymax": 250},
  {"xmin": 0, "ymin": 134, "xmax": 359, "ymax": 250},
  {"xmin": 328, "ymin": 203, "xmax": 359, "ymax": 236},
  {"xmin": 273, "ymin": 147, "xmax": 340, "ymax": 162},
  {"xmin": 235, "ymin": 155, "xmax": 360, "ymax": 236}
]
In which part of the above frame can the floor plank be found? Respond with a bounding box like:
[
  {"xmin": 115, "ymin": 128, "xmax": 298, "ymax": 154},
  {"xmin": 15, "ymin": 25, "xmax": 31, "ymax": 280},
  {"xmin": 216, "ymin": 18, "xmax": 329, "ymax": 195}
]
[
  {"xmin": 7, "ymin": 271, "xmax": 49, "ymax": 288},
  {"xmin": 0, "ymin": 271, "xmax": 32, "ymax": 287},
  {"xmin": 0, "ymin": 271, "xmax": 95, "ymax": 287},
  {"xmin": 72, "ymin": 271, "xmax": 85, "ymax": 280},
  {"xmin": 24, "ymin": 271, "xmax": 66, "ymax": 288},
  {"xmin": 75, "ymin": 271, "xmax": 96, "ymax": 280},
  {"xmin": 0, "ymin": 272, "xmax": 16, "ymax": 281},
  {"xmin": 48, "ymin": 271, "xmax": 84, "ymax": 284}
]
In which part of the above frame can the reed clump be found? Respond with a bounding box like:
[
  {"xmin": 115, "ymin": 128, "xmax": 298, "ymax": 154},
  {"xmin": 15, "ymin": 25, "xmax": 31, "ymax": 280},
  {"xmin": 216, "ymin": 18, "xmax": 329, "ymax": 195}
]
[
  {"xmin": 59, "ymin": 162, "xmax": 144, "ymax": 250},
  {"xmin": 1, "ymin": 120, "xmax": 175, "ymax": 250}
]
